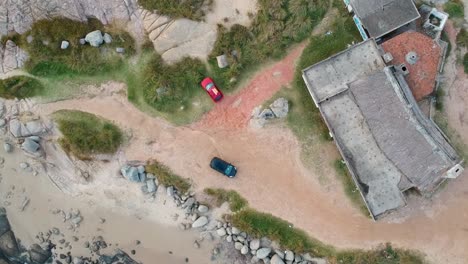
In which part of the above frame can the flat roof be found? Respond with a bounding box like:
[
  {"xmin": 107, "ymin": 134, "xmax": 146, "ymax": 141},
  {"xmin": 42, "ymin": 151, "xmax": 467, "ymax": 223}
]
[
  {"xmin": 302, "ymin": 39, "xmax": 462, "ymax": 218},
  {"xmin": 350, "ymin": 0, "xmax": 420, "ymax": 38},
  {"xmin": 302, "ymin": 40, "xmax": 385, "ymax": 103}
]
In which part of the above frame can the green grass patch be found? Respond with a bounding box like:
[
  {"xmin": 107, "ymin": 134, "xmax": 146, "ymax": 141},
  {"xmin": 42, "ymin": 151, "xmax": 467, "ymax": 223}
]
[
  {"xmin": 231, "ymin": 209, "xmax": 425, "ymax": 263},
  {"xmin": 146, "ymin": 160, "xmax": 191, "ymax": 193},
  {"xmin": 232, "ymin": 209, "xmax": 334, "ymax": 256},
  {"xmin": 444, "ymin": 0, "xmax": 464, "ymax": 18},
  {"xmin": 53, "ymin": 110, "xmax": 123, "ymax": 160},
  {"xmin": 333, "ymin": 160, "xmax": 369, "ymax": 216},
  {"xmin": 456, "ymin": 28, "xmax": 468, "ymax": 48},
  {"xmin": 12, "ymin": 17, "xmax": 135, "ymax": 78},
  {"xmin": 204, "ymin": 188, "xmax": 248, "ymax": 212},
  {"xmin": 335, "ymin": 243, "xmax": 426, "ymax": 264},
  {"xmin": 126, "ymin": 51, "xmax": 213, "ymax": 125},
  {"xmin": 140, "ymin": 53, "xmax": 208, "ymax": 113},
  {"xmin": 0, "ymin": 76, "xmax": 44, "ymax": 99},
  {"xmin": 137, "ymin": 0, "xmax": 213, "ymax": 20},
  {"xmin": 202, "ymin": 188, "xmax": 425, "ymax": 262},
  {"xmin": 433, "ymin": 110, "xmax": 468, "ymax": 162}
]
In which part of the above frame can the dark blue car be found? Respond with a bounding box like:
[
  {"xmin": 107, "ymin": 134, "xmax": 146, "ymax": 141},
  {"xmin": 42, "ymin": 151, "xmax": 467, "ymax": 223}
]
[{"xmin": 210, "ymin": 157, "xmax": 237, "ymax": 178}]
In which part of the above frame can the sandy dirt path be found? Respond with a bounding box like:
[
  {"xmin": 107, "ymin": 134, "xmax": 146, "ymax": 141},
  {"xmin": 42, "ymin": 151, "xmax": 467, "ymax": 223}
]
[
  {"xmin": 194, "ymin": 43, "xmax": 306, "ymax": 130},
  {"xmin": 442, "ymin": 21, "xmax": 468, "ymax": 144},
  {"xmin": 32, "ymin": 10, "xmax": 468, "ymax": 264},
  {"xmin": 37, "ymin": 78, "xmax": 468, "ymax": 264}
]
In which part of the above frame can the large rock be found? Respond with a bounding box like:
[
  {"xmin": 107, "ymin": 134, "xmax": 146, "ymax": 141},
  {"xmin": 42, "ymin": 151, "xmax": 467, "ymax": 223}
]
[
  {"xmin": 231, "ymin": 227, "xmax": 240, "ymax": 235},
  {"xmin": 146, "ymin": 179, "xmax": 157, "ymax": 193},
  {"xmin": 216, "ymin": 54, "xmax": 229, "ymax": 68},
  {"xmin": 256, "ymin": 248, "xmax": 271, "ymax": 259},
  {"xmin": 234, "ymin": 242, "xmax": 243, "ymax": 250},
  {"xmin": 103, "ymin": 33, "xmax": 112, "ymax": 44},
  {"xmin": 284, "ymin": 250, "xmax": 294, "ymax": 261},
  {"xmin": 271, "ymin": 254, "xmax": 285, "ymax": 264},
  {"xmin": 85, "ymin": 30, "xmax": 104, "ymax": 47},
  {"xmin": 240, "ymin": 245, "xmax": 249, "ymax": 255},
  {"xmin": 182, "ymin": 197, "xmax": 195, "ymax": 209},
  {"xmin": 60, "ymin": 40, "xmax": 69, "ymax": 49},
  {"xmin": 29, "ymin": 243, "xmax": 51, "ymax": 264},
  {"xmin": 9, "ymin": 119, "xmax": 45, "ymax": 138},
  {"xmin": 197, "ymin": 205, "xmax": 208, "ymax": 213},
  {"xmin": 1, "ymin": 40, "xmax": 29, "ymax": 74},
  {"xmin": 120, "ymin": 166, "xmax": 140, "ymax": 182},
  {"xmin": 0, "ymin": 231, "xmax": 19, "ymax": 257},
  {"xmin": 216, "ymin": 228, "xmax": 226, "ymax": 236},
  {"xmin": 191, "ymin": 216, "xmax": 208, "ymax": 228},
  {"xmin": 22, "ymin": 138, "xmax": 40, "ymax": 153},
  {"xmin": 0, "ymin": 212, "xmax": 11, "ymax": 237},
  {"xmin": 250, "ymin": 239, "xmax": 260, "ymax": 250},
  {"xmin": 269, "ymin": 98, "xmax": 289, "ymax": 118}
]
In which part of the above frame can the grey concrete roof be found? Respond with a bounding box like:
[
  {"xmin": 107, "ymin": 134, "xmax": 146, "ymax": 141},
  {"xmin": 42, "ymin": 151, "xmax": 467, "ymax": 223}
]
[
  {"xmin": 302, "ymin": 40, "xmax": 385, "ymax": 103},
  {"xmin": 302, "ymin": 39, "xmax": 462, "ymax": 218},
  {"xmin": 350, "ymin": 0, "xmax": 420, "ymax": 38}
]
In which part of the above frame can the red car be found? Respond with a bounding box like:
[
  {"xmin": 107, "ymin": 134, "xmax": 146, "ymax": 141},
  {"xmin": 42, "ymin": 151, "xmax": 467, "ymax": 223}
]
[{"xmin": 201, "ymin": 77, "xmax": 223, "ymax": 102}]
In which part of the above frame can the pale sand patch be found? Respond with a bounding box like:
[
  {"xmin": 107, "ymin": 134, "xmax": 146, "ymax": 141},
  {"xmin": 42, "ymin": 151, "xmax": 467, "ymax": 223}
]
[
  {"xmin": 205, "ymin": 0, "xmax": 258, "ymax": 28},
  {"xmin": 0, "ymin": 131, "xmax": 220, "ymax": 264}
]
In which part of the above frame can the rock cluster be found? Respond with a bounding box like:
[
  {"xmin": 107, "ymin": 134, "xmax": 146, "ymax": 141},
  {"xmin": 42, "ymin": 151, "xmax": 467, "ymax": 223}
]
[
  {"xmin": 213, "ymin": 220, "xmax": 327, "ymax": 264},
  {"xmin": 51, "ymin": 208, "xmax": 84, "ymax": 231},
  {"xmin": 250, "ymin": 98, "xmax": 289, "ymax": 128},
  {"xmin": 9, "ymin": 118, "xmax": 46, "ymax": 138},
  {"xmin": 84, "ymin": 30, "xmax": 114, "ymax": 47},
  {"xmin": 120, "ymin": 165, "xmax": 159, "ymax": 199}
]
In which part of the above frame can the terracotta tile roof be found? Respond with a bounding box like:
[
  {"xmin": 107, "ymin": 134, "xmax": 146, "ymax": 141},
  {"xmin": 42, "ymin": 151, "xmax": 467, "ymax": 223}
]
[{"xmin": 381, "ymin": 31, "xmax": 441, "ymax": 101}]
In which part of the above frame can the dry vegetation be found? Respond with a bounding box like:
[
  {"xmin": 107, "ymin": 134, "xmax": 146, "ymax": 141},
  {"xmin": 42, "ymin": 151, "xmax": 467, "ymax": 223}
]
[{"xmin": 53, "ymin": 110, "xmax": 123, "ymax": 160}]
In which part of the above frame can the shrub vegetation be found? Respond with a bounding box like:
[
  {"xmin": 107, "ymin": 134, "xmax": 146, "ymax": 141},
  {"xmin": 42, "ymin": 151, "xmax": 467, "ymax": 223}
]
[
  {"xmin": 141, "ymin": 54, "xmax": 208, "ymax": 113},
  {"xmin": 0, "ymin": 76, "xmax": 44, "ymax": 99},
  {"xmin": 230, "ymin": 205, "xmax": 426, "ymax": 263},
  {"xmin": 444, "ymin": 0, "xmax": 465, "ymax": 18},
  {"xmin": 53, "ymin": 110, "xmax": 123, "ymax": 159},
  {"xmin": 333, "ymin": 159, "xmax": 369, "ymax": 215},
  {"xmin": 456, "ymin": 28, "xmax": 468, "ymax": 48},
  {"xmin": 146, "ymin": 160, "xmax": 191, "ymax": 193},
  {"xmin": 232, "ymin": 209, "xmax": 334, "ymax": 256},
  {"xmin": 11, "ymin": 17, "xmax": 135, "ymax": 77},
  {"xmin": 208, "ymin": 0, "xmax": 328, "ymax": 91},
  {"xmin": 204, "ymin": 188, "xmax": 248, "ymax": 212}
]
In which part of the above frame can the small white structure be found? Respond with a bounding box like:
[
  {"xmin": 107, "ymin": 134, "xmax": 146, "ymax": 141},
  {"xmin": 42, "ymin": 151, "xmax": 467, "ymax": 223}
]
[
  {"xmin": 60, "ymin": 41, "xmax": 69, "ymax": 49},
  {"xmin": 424, "ymin": 8, "xmax": 448, "ymax": 33},
  {"xmin": 216, "ymin": 54, "xmax": 229, "ymax": 68}
]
